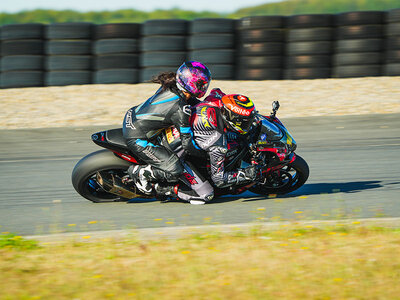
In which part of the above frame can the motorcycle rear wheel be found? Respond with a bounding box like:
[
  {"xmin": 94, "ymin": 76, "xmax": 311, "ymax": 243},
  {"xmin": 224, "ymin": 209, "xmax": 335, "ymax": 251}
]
[
  {"xmin": 250, "ymin": 154, "xmax": 309, "ymax": 196},
  {"xmin": 72, "ymin": 149, "xmax": 133, "ymax": 203}
]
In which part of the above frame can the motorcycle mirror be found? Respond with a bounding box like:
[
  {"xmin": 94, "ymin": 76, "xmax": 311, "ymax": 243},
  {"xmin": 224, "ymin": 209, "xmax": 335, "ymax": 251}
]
[{"xmin": 272, "ymin": 101, "xmax": 280, "ymax": 112}]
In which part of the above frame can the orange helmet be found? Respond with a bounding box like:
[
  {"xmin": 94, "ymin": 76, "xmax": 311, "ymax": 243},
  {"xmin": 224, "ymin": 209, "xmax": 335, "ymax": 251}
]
[{"xmin": 220, "ymin": 94, "xmax": 256, "ymax": 134}]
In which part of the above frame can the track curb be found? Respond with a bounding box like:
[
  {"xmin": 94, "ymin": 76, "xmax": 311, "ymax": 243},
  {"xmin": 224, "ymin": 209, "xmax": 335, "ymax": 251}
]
[{"xmin": 24, "ymin": 217, "xmax": 400, "ymax": 244}]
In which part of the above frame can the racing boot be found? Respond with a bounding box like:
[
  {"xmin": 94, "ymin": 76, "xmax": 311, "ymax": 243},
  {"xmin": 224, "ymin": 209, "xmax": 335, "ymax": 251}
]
[{"xmin": 128, "ymin": 165, "xmax": 156, "ymax": 195}]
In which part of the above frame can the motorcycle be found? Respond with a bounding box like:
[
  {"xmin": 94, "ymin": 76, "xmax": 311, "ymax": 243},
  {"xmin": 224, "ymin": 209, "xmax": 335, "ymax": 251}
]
[{"xmin": 71, "ymin": 101, "xmax": 309, "ymax": 203}]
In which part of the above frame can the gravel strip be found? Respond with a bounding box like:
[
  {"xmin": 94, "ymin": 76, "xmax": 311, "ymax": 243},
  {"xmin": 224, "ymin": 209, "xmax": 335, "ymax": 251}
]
[{"xmin": 1, "ymin": 76, "xmax": 399, "ymax": 129}]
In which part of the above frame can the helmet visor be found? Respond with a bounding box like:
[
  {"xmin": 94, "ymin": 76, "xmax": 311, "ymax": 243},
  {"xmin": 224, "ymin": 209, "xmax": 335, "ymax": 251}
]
[{"xmin": 225, "ymin": 109, "xmax": 255, "ymax": 134}]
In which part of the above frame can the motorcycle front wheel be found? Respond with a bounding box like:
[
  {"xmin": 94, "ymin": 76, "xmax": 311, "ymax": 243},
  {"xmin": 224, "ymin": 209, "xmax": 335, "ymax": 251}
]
[
  {"xmin": 250, "ymin": 154, "xmax": 309, "ymax": 196},
  {"xmin": 72, "ymin": 149, "xmax": 132, "ymax": 203}
]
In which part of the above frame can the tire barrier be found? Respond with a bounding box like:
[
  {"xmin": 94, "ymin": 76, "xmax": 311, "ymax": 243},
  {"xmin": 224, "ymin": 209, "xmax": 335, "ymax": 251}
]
[
  {"xmin": 93, "ymin": 23, "xmax": 140, "ymax": 84},
  {"xmin": 140, "ymin": 19, "xmax": 188, "ymax": 82},
  {"xmin": 384, "ymin": 9, "xmax": 400, "ymax": 76},
  {"xmin": 284, "ymin": 14, "xmax": 333, "ymax": 79},
  {"xmin": 0, "ymin": 24, "xmax": 44, "ymax": 88},
  {"xmin": 333, "ymin": 11, "xmax": 385, "ymax": 78},
  {"xmin": 1, "ymin": 11, "xmax": 400, "ymax": 89},
  {"xmin": 236, "ymin": 16, "xmax": 285, "ymax": 80},
  {"xmin": 188, "ymin": 18, "xmax": 236, "ymax": 80},
  {"xmin": 45, "ymin": 23, "xmax": 93, "ymax": 86}
]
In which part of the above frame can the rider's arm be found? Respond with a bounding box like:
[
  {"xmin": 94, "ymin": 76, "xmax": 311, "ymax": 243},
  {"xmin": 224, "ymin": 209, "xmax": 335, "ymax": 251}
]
[{"xmin": 171, "ymin": 102, "xmax": 203, "ymax": 157}]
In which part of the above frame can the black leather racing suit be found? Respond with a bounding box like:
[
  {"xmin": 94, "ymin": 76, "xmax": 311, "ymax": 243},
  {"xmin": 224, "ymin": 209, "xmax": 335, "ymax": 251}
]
[{"xmin": 123, "ymin": 86, "xmax": 200, "ymax": 183}]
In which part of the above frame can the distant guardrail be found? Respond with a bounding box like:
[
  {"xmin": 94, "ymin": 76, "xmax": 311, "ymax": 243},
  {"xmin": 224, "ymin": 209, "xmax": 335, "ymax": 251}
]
[{"xmin": 0, "ymin": 9, "xmax": 399, "ymax": 88}]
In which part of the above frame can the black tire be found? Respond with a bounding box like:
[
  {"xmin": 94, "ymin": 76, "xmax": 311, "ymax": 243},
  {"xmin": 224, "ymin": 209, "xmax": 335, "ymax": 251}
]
[
  {"xmin": 287, "ymin": 27, "xmax": 333, "ymax": 42},
  {"xmin": 238, "ymin": 42, "xmax": 284, "ymax": 56},
  {"xmin": 334, "ymin": 11, "xmax": 384, "ymax": 26},
  {"xmin": 238, "ymin": 28, "xmax": 285, "ymax": 42},
  {"xmin": 236, "ymin": 16, "xmax": 285, "ymax": 30},
  {"xmin": 386, "ymin": 9, "xmax": 400, "ymax": 23},
  {"xmin": 335, "ymin": 39, "xmax": 383, "ymax": 53},
  {"xmin": 140, "ymin": 66, "xmax": 177, "ymax": 82},
  {"xmin": 249, "ymin": 154, "xmax": 309, "ymax": 195},
  {"xmin": 95, "ymin": 54, "xmax": 139, "ymax": 70},
  {"xmin": 190, "ymin": 18, "xmax": 235, "ymax": 34},
  {"xmin": 140, "ymin": 51, "xmax": 186, "ymax": 67},
  {"xmin": 385, "ymin": 50, "xmax": 400, "ymax": 63},
  {"xmin": 286, "ymin": 41, "xmax": 332, "ymax": 55},
  {"xmin": 188, "ymin": 49, "xmax": 235, "ymax": 64},
  {"xmin": 386, "ymin": 23, "xmax": 400, "ymax": 37},
  {"xmin": 333, "ymin": 52, "xmax": 382, "ymax": 66},
  {"xmin": 383, "ymin": 63, "xmax": 400, "ymax": 76},
  {"xmin": 286, "ymin": 14, "xmax": 332, "ymax": 28},
  {"xmin": 188, "ymin": 34, "xmax": 234, "ymax": 50},
  {"xmin": 72, "ymin": 150, "xmax": 132, "ymax": 203},
  {"xmin": 284, "ymin": 68, "xmax": 331, "ymax": 79},
  {"xmin": 332, "ymin": 65, "xmax": 381, "ymax": 78},
  {"xmin": 46, "ymin": 22, "xmax": 93, "ymax": 39},
  {"xmin": 336, "ymin": 25, "xmax": 383, "ymax": 40},
  {"xmin": 0, "ymin": 71, "xmax": 44, "ymax": 88},
  {"xmin": 141, "ymin": 36, "xmax": 187, "ymax": 52},
  {"xmin": 207, "ymin": 64, "xmax": 234, "ymax": 80},
  {"xmin": 45, "ymin": 55, "xmax": 92, "ymax": 71},
  {"xmin": 386, "ymin": 37, "xmax": 400, "ymax": 50},
  {"xmin": 93, "ymin": 39, "xmax": 139, "ymax": 55},
  {"xmin": 45, "ymin": 71, "xmax": 92, "ymax": 86},
  {"xmin": 1, "ymin": 24, "xmax": 44, "ymax": 40},
  {"xmin": 237, "ymin": 56, "xmax": 283, "ymax": 68},
  {"xmin": 141, "ymin": 19, "xmax": 188, "ymax": 36},
  {"xmin": 2, "ymin": 40, "xmax": 44, "ymax": 56},
  {"xmin": 46, "ymin": 40, "xmax": 92, "ymax": 55},
  {"xmin": 285, "ymin": 55, "xmax": 331, "ymax": 68},
  {"xmin": 1, "ymin": 55, "xmax": 44, "ymax": 71},
  {"xmin": 236, "ymin": 67, "xmax": 283, "ymax": 80},
  {"xmin": 94, "ymin": 23, "xmax": 141, "ymax": 39},
  {"xmin": 94, "ymin": 69, "xmax": 139, "ymax": 84}
]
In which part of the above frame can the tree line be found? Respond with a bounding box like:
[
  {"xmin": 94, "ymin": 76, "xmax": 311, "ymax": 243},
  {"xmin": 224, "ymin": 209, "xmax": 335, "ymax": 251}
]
[{"xmin": 0, "ymin": 0, "xmax": 398, "ymax": 25}]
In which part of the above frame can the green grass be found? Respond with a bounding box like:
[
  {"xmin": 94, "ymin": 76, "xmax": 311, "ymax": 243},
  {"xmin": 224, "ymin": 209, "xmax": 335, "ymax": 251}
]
[{"xmin": 1, "ymin": 226, "xmax": 400, "ymax": 299}]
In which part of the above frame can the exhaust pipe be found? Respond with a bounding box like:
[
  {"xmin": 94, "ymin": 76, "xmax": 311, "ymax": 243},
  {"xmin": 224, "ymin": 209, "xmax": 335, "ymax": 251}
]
[{"xmin": 96, "ymin": 171, "xmax": 142, "ymax": 199}]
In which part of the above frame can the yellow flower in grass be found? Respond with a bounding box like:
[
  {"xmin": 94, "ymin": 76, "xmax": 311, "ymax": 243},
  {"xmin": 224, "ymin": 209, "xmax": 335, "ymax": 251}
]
[
  {"xmin": 181, "ymin": 250, "xmax": 191, "ymax": 254},
  {"xmin": 67, "ymin": 224, "xmax": 76, "ymax": 227},
  {"xmin": 333, "ymin": 278, "xmax": 343, "ymax": 282},
  {"xmin": 294, "ymin": 211, "xmax": 303, "ymax": 214},
  {"xmin": 88, "ymin": 221, "xmax": 98, "ymax": 224},
  {"xmin": 154, "ymin": 218, "xmax": 163, "ymax": 221},
  {"xmin": 82, "ymin": 236, "xmax": 91, "ymax": 239}
]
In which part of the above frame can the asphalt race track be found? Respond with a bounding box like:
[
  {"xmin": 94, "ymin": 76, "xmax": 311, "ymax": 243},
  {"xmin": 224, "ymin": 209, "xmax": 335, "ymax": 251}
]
[{"xmin": 1, "ymin": 114, "xmax": 399, "ymax": 236}]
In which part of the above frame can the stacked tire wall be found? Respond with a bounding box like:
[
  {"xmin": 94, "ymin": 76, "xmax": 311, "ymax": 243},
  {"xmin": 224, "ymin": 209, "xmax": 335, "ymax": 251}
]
[
  {"xmin": 93, "ymin": 23, "xmax": 140, "ymax": 84},
  {"xmin": 236, "ymin": 16, "xmax": 285, "ymax": 80},
  {"xmin": 188, "ymin": 18, "xmax": 236, "ymax": 79},
  {"xmin": 1, "ymin": 24, "xmax": 44, "ymax": 88},
  {"xmin": 332, "ymin": 11, "xmax": 385, "ymax": 78},
  {"xmin": 285, "ymin": 14, "xmax": 333, "ymax": 79},
  {"xmin": 1, "ymin": 9, "xmax": 400, "ymax": 89},
  {"xmin": 384, "ymin": 9, "xmax": 400, "ymax": 76},
  {"xmin": 45, "ymin": 23, "xmax": 93, "ymax": 86},
  {"xmin": 140, "ymin": 19, "xmax": 188, "ymax": 82}
]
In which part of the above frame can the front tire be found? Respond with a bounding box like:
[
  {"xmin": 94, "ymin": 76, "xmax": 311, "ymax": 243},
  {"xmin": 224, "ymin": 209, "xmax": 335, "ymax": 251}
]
[
  {"xmin": 72, "ymin": 150, "xmax": 132, "ymax": 203},
  {"xmin": 250, "ymin": 154, "xmax": 309, "ymax": 196}
]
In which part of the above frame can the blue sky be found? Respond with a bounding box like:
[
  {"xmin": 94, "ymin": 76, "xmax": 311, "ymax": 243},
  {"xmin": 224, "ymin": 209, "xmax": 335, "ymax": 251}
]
[{"xmin": 0, "ymin": 0, "xmax": 283, "ymax": 13}]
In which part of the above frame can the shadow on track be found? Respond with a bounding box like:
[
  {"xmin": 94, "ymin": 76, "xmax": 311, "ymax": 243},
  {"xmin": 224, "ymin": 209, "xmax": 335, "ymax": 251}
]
[{"xmin": 125, "ymin": 180, "xmax": 393, "ymax": 204}]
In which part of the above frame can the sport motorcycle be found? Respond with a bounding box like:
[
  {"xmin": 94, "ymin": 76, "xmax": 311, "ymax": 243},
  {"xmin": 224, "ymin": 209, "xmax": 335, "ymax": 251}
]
[{"xmin": 72, "ymin": 101, "xmax": 309, "ymax": 203}]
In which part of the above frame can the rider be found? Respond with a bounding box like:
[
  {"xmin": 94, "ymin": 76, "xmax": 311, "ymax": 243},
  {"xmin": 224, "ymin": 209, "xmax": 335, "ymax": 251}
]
[
  {"xmin": 122, "ymin": 61, "xmax": 211, "ymax": 195},
  {"xmin": 169, "ymin": 88, "xmax": 259, "ymax": 205}
]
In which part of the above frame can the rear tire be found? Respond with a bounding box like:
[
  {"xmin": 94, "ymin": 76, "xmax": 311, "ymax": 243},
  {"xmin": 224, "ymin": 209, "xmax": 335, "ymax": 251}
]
[
  {"xmin": 250, "ymin": 154, "xmax": 309, "ymax": 195},
  {"xmin": 72, "ymin": 150, "xmax": 132, "ymax": 203}
]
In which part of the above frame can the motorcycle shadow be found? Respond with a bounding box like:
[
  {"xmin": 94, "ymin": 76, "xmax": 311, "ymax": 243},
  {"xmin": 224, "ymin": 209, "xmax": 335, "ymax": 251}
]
[{"xmin": 243, "ymin": 180, "xmax": 386, "ymax": 202}]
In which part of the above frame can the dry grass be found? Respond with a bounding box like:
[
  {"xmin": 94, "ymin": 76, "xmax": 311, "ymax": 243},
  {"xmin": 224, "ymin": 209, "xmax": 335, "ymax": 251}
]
[
  {"xmin": 1, "ymin": 226, "xmax": 400, "ymax": 299},
  {"xmin": 1, "ymin": 77, "xmax": 400, "ymax": 129}
]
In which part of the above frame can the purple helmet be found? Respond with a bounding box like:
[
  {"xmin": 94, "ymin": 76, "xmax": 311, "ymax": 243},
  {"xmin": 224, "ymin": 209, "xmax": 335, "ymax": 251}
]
[{"xmin": 176, "ymin": 61, "xmax": 211, "ymax": 98}]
